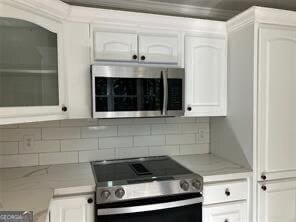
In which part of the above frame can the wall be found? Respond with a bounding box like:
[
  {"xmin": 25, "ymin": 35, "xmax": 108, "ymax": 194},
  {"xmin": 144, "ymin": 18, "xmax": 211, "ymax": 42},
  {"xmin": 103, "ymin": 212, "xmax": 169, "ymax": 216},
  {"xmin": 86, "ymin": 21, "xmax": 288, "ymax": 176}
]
[
  {"xmin": 0, "ymin": 117, "xmax": 209, "ymax": 168},
  {"xmin": 210, "ymin": 23, "xmax": 254, "ymax": 169}
]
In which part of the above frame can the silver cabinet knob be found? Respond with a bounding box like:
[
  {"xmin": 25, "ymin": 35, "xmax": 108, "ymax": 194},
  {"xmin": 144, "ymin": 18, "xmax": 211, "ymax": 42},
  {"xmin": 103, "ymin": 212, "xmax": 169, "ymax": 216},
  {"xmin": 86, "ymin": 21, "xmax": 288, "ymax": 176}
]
[
  {"xmin": 115, "ymin": 188, "xmax": 125, "ymax": 199},
  {"xmin": 101, "ymin": 190, "xmax": 111, "ymax": 200},
  {"xmin": 180, "ymin": 180, "xmax": 190, "ymax": 191},
  {"xmin": 192, "ymin": 179, "xmax": 201, "ymax": 190}
]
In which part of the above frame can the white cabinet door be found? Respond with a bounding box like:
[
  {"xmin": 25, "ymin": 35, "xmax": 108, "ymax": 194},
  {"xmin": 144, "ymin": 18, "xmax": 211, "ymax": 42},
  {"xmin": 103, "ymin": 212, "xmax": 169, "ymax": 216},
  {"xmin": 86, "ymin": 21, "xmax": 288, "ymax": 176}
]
[
  {"xmin": 258, "ymin": 26, "xmax": 296, "ymax": 181},
  {"xmin": 138, "ymin": 34, "xmax": 179, "ymax": 64},
  {"xmin": 203, "ymin": 202, "xmax": 248, "ymax": 222},
  {"xmin": 258, "ymin": 180, "xmax": 296, "ymax": 222},
  {"xmin": 93, "ymin": 31, "xmax": 138, "ymax": 62},
  {"xmin": 49, "ymin": 194, "xmax": 94, "ymax": 222},
  {"xmin": 64, "ymin": 22, "xmax": 91, "ymax": 119},
  {"xmin": 185, "ymin": 36, "xmax": 227, "ymax": 117},
  {"xmin": 0, "ymin": 2, "xmax": 67, "ymax": 125}
]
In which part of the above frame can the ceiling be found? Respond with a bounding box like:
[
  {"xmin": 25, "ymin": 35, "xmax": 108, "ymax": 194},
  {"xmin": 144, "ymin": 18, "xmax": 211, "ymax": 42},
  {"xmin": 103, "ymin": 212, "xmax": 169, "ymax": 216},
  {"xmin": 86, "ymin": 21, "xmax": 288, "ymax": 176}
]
[{"xmin": 62, "ymin": 0, "xmax": 296, "ymax": 20}]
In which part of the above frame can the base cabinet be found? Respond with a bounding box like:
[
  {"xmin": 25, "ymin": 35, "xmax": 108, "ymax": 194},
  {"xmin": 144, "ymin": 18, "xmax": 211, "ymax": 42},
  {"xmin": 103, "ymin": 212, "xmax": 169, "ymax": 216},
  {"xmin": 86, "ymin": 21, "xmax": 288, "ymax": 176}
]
[
  {"xmin": 203, "ymin": 202, "xmax": 248, "ymax": 222},
  {"xmin": 49, "ymin": 194, "xmax": 94, "ymax": 222},
  {"xmin": 258, "ymin": 179, "xmax": 296, "ymax": 222}
]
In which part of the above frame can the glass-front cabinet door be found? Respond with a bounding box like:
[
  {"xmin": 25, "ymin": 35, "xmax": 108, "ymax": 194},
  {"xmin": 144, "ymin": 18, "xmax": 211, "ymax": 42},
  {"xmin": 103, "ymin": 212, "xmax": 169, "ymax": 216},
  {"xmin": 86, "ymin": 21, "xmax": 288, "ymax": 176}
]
[{"xmin": 0, "ymin": 7, "xmax": 67, "ymax": 125}]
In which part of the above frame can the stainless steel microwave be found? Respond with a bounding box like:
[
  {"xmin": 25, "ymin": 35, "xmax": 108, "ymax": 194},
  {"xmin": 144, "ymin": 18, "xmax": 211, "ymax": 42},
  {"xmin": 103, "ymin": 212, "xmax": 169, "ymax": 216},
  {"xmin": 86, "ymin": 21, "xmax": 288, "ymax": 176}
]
[{"xmin": 91, "ymin": 65, "xmax": 185, "ymax": 118}]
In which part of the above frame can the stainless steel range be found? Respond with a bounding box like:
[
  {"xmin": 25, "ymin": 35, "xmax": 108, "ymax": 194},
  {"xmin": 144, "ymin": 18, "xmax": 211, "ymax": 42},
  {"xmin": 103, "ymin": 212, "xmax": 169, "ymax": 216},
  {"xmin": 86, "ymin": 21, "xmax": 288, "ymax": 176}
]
[{"xmin": 91, "ymin": 156, "xmax": 203, "ymax": 222}]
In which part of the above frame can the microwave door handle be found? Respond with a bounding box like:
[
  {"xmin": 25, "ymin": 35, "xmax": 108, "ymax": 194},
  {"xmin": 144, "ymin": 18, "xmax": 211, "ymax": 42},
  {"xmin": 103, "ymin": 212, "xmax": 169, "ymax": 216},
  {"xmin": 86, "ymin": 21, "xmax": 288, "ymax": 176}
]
[{"xmin": 161, "ymin": 71, "xmax": 168, "ymax": 115}]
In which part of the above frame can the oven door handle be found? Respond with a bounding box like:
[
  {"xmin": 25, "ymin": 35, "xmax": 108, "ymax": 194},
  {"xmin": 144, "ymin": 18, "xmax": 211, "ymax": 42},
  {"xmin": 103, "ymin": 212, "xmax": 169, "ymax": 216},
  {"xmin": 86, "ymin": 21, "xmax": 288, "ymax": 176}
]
[
  {"xmin": 161, "ymin": 70, "xmax": 168, "ymax": 116},
  {"xmin": 97, "ymin": 197, "xmax": 203, "ymax": 216}
]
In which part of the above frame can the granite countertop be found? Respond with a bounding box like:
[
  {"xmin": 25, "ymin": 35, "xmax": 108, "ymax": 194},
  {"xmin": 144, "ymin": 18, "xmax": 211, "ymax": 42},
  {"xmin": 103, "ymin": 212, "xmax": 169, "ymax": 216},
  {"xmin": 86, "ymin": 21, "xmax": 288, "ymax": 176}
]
[
  {"xmin": 0, "ymin": 163, "xmax": 95, "ymax": 222},
  {"xmin": 172, "ymin": 154, "xmax": 252, "ymax": 183},
  {"xmin": 0, "ymin": 154, "xmax": 252, "ymax": 222}
]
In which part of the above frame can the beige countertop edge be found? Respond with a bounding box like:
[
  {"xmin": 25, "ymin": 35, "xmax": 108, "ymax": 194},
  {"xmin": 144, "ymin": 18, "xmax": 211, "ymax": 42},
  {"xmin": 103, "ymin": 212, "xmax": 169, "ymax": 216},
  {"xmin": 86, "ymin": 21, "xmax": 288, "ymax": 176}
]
[{"xmin": 203, "ymin": 171, "xmax": 253, "ymax": 183}]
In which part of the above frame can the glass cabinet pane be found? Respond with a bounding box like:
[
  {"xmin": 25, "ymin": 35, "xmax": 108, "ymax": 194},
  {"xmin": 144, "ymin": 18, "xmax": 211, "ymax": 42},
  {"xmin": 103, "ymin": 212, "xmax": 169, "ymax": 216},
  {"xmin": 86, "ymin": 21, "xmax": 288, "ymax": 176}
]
[{"xmin": 0, "ymin": 17, "xmax": 59, "ymax": 107}]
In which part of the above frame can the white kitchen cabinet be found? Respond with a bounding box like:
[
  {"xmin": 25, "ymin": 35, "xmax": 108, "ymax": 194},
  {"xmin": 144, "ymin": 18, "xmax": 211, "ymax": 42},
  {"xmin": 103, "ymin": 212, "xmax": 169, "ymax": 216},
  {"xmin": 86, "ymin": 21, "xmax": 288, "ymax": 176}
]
[
  {"xmin": 185, "ymin": 36, "xmax": 227, "ymax": 117},
  {"xmin": 93, "ymin": 29, "xmax": 181, "ymax": 65},
  {"xmin": 258, "ymin": 179, "xmax": 296, "ymax": 222},
  {"xmin": 93, "ymin": 31, "xmax": 138, "ymax": 62},
  {"xmin": 49, "ymin": 194, "xmax": 94, "ymax": 222},
  {"xmin": 215, "ymin": 8, "xmax": 296, "ymax": 222},
  {"xmin": 203, "ymin": 179, "xmax": 250, "ymax": 222},
  {"xmin": 0, "ymin": 3, "xmax": 67, "ymax": 125},
  {"xmin": 138, "ymin": 34, "xmax": 179, "ymax": 64},
  {"xmin": 257, "ymin": 25, "xmax": 296, "ymax": 181},
  {"xmin": 203, "ymin": 202, "xmax": 248, "ymax": 222},
  {"xmin": 64, "ymin": 22, "xmax": 91, "ymax": 119},
  {"xmin": 203, "ymin": 180, "xmax": 248, "ymax": 205}
]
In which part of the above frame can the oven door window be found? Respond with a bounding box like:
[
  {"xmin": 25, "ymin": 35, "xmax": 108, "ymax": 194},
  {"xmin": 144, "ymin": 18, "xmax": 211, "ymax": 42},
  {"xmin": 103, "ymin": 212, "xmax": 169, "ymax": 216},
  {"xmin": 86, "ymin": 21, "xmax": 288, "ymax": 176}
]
[{"xmin": 94, "ymin": 77, "xmax": 162, "ymax": 112}]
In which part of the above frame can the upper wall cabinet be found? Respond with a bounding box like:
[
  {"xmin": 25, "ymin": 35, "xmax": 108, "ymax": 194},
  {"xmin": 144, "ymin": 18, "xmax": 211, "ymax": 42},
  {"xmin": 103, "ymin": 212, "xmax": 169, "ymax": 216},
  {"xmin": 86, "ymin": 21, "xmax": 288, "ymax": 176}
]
[
  {"xmin": 93, "ymin": 30, "xmax": 181, "ymax": 66},
  {"xmin": 0, "ymin": 4, "xmax": 67, "ymax": 125},
  {"xmin": 185, "ymin": 36, "xmax": 227, "ymax": 117},
  {"xmin": 138, "ymin": 34, "xmax": 179, "ymax": 64},
  {"xmin": 94, "ymin": 31, "xmax": 138, "ymax": 62},
  {"xmin": 258, "ymin": 25, "xmax": 296, "ymax": 181}
]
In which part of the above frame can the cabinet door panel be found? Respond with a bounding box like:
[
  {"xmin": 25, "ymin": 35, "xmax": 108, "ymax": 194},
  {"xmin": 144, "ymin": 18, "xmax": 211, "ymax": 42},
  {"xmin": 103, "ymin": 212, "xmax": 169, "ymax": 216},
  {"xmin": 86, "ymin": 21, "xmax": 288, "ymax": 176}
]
[
  {"xmin": 185, "ymin": 36, "xmax": 227, "ymax": 116},
  {"xmin": 94, "ymin": 31, "xmax": 138, "ymax": 62},
  {"xmin": 258, "ymin": 26, "xmax": 296, "ymax": 180},
  {"xmin": 258, "ymin": 180, "xmax": 296, "ymax": 222},
  {"xmin": 0, "ymin": 4, "xmax": 67, "ymax": 125},
  {"xmin": 138, "ymin": 34, "xmax": 179, "ymax": 64},
  {"xmin": 50, "ymin": 194, "xmax": 94, "ymax": 222},
  {"xmin": 0, "ymin": 18, "xmax": 59, "ymax": 107},
  {"xmin": 203, "ymin": 202, "xmax": 247, "ymax": 222}
]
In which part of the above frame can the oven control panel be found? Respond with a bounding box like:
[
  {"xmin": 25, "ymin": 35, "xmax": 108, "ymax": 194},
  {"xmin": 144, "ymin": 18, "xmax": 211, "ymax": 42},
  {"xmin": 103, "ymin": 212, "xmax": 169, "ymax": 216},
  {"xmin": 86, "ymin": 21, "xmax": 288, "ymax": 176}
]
[{"xmin": 96, "ymin": 177, "xmax": 203, "ymax": 204}]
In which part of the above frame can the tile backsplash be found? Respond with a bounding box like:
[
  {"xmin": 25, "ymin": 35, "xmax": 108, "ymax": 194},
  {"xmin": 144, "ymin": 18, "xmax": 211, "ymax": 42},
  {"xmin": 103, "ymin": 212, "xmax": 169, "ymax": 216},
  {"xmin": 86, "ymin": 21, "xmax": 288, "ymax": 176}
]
[{"xmin": 0, "ymin": 117, "xmax": 210, "ymax": 168}]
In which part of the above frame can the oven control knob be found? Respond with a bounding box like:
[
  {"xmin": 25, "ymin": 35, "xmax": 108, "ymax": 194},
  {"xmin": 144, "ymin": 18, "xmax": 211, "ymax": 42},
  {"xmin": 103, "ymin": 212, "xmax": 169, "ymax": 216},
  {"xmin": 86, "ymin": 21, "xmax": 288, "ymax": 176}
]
[
  {"xmin": 180, "ymin": 180, "xmax": 190, "ymax": 191},
  {"xmin": 115, "ymin": 188, "xmax": 125, "ymax": 199},
  {"xmin": 192, "ymin": 179, "xmax": 202, "ymax": 190},
  {"xmin": 101, "ymin": 190, "xmax": 111, "ymax": 200}
]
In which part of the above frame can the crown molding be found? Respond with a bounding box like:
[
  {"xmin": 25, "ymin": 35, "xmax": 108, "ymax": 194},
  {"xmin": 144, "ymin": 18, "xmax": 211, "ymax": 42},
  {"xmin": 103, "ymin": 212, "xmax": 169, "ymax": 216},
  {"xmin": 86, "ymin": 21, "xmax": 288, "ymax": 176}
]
[
  {"xmin": 63, "ymin": 0, "xmax": 240, "ymax": 21},
  {"xmin": 1, "ymin": 0, "xmax": 70, "ymax": 20},
  {"xmin": 227, "ymin": 7, "xmax": 255, "ymax": 33}
]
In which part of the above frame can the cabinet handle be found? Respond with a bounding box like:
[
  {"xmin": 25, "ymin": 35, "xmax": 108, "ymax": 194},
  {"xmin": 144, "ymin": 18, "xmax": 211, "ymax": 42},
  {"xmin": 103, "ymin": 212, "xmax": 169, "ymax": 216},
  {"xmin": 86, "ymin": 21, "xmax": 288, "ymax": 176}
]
[
  {"xmin": 132, "ymin": 55, "xmax": 138, "ymax": 60},
  {"xmin": 225, "ymin": 188, "xmax": 230, "ymax": 196},
  {"xmin": 141, "ymin": 55, "xmax": 146, "ymax": 60},
  {"xmin": 261, "ymin": 174, "xmax": 267, "ymax": 180},
  {"xmin": 87, "ymin": 198, "xmax": 93, "ymax": 204},
  {"xmin": 224, "ymin": 219, "xmax": 229, "ymax": 222},
  {"xmin": 187, "ymin": 106, "xmax": 192, "ymax": 111},
  {"xmin": 261, "ymin": 185, "xmax": 267, "ymax": 191},
  {"xmin": 62, "ymin": 106, "xmax": 68, "ymax": 112}
]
